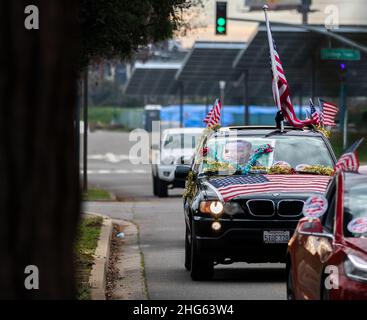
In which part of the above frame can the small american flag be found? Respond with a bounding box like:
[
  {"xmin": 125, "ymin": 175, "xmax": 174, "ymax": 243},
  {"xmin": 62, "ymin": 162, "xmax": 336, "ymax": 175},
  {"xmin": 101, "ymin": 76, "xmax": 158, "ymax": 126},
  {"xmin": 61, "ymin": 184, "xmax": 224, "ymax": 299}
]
[
  {"xmin": 209, "ymin": 174, "xmax": 331, "ymax": 202},
  {"xmin": 335, "ymin": 138, "xmax": 364, "ymax": 173},
  {"xmin": 309, "ymin": 100, "xmax": 320, "ymax": 125},
  {"xmin": 204, "ymin": 99, "xmax": 222, "ymax": 128},
  {"xmin": 270, "ymin": 38, "xmax": 316, "ymax": 128},
  {"xmin": 319, "ymin": 99, "xmax": 338, "ymax": 127}
]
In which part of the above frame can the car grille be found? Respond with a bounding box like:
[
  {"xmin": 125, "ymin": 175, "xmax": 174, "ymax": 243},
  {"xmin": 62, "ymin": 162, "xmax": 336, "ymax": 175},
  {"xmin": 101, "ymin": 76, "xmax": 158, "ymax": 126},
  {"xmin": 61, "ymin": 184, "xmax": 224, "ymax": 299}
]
[
  {"xmin": 277, "ymin": 200, "xmax": 304, "ymax": 217},
  {"xmin": 246, "ymin": 200, "xmax": 275, "ymax": 217}
]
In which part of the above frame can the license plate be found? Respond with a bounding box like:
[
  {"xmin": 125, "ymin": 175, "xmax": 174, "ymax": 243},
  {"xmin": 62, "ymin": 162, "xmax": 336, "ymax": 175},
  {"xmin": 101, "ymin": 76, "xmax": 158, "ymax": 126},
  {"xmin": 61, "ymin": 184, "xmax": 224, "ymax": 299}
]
[{"xmin": 263, "ymin": 231, "xmax": 290, "ymax": 244}]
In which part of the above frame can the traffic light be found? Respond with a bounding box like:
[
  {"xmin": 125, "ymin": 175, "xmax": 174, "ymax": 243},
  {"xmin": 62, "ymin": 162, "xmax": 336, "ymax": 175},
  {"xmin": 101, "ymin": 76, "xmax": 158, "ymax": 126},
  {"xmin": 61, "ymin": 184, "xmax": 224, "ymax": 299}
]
[
  {"xmin": 339, "ymin": 62, "xmax": 347, "ymax": 82},
  {"xmin": 216, "ymin": 2, "xmax": 227, "ymax": 35}
]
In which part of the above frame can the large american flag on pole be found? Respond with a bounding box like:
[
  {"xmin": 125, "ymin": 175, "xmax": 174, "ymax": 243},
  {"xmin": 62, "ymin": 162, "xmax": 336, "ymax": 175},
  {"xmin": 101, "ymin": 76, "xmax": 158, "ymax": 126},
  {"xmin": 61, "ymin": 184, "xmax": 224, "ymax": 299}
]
[
  {"xmin": 209, "ymin": 174, "xmax": 331, "ymax": 202},
  {"xmin": 335, "ymin": 138, "xmax": 364, "ymax": 173},
  {"xmin": 319, "ymin": 99, "xmax": 338, "ymax": 127},
  {"xmin": 204, "ymin": 99, "xmax": 222, "ymax": 128},
  {"xmin": 270, "ymin": 39, "xmax": 316, "ymax": 128}
]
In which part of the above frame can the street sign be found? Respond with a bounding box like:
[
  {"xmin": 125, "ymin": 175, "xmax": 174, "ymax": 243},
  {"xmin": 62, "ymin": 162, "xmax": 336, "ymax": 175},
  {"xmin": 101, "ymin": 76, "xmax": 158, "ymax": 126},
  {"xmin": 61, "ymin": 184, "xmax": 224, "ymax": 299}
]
[
  {"xmin": 244, "ymin": 0, "xmax": 303, "ymax": 11},
  {"xmin": 321, "ymin": 48, "xmax": 361, "ymax": 61}
]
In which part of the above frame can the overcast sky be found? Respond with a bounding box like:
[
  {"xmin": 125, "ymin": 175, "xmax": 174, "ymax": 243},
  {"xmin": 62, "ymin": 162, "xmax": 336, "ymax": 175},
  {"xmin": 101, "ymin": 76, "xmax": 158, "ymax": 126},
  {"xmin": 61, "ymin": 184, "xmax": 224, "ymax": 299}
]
[{"xmin": 178, "ymin": 0, "xmax": 367, "ymax": 47}]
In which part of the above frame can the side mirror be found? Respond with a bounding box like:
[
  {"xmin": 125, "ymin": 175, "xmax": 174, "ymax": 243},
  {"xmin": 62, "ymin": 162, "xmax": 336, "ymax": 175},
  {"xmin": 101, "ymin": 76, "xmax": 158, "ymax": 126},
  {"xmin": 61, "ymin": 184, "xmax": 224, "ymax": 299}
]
[
  {"xmin": 298, "ymin": 218, "xmax": 323, "ymax": 234},
  {"xmin": 175, "ymin": 165, "xmax": 191, "ymax": 179},
  {"xmin": 176, "ymin": 155, "xmax": 192, "ymax": 165}
]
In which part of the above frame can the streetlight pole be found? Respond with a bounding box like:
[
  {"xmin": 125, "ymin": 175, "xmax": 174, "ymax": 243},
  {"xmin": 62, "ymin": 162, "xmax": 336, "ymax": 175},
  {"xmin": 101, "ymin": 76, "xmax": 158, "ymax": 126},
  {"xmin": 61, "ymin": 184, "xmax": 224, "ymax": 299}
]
[
  {"xmin": 219, "ymin": 80, "xmax": 226, "ymax": 124},
  {"xmin": 300, "ymin": 0, "xmax": 311, "ymax": 24}
]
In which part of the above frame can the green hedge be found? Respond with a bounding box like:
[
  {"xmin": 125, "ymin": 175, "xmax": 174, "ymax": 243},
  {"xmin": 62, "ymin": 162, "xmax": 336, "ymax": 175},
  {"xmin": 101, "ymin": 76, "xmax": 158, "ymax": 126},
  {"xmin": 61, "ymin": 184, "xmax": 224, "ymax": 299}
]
[{"xmin": 330, "ymin": 131, "xmax": 367, "ymax": 163}]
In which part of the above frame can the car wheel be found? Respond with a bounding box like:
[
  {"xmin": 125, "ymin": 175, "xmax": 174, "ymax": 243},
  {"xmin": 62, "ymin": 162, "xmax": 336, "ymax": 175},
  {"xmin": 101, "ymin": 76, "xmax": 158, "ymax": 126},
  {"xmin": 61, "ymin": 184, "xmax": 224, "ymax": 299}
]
[
  {"xmin": 157, "ymin": 177, "xmax": 168, "ymax": 197},
  {"xmin": 184, "ymin": 224, "xmax": 191, "ymax": 271},
  {"xmin": 286, "ymin": 265, "xmax": 295, "ymax": 300},
  {"xmin": 190, "ymin": 222, "xmax": 213, "ymax": 281},
  {"xmin": 152, "ymin": 173, "xmax": 158, "ymax": 196}
]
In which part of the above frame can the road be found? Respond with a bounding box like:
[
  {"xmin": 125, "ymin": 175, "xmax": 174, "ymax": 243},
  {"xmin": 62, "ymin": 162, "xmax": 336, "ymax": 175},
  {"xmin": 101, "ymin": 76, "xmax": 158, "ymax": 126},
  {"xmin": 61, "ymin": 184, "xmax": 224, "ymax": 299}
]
[{"xmin": 82, "ymin": 130, "xmax": 286, "ymax": 300}]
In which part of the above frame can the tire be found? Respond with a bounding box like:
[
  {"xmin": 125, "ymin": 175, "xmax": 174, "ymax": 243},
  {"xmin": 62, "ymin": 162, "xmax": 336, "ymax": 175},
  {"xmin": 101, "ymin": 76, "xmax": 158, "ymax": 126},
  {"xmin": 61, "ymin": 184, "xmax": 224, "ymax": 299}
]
[
  {"xmin": 157, "ymin": 177, "xmax": 168, "ymax": 197},
  {"xmin": 190, "ymin": 222, "xmax": 214, "ymax": 281},
  {"xmin": 184, "ymin": 224, "xmax": 191, "ymax": 271},
  {"xmin": 152, "ymin": 173, "xmax": 158, "ymax": 196},
  {"xmin": 286, "ymin": 265, "xmax": 295, "ymax": 300}
]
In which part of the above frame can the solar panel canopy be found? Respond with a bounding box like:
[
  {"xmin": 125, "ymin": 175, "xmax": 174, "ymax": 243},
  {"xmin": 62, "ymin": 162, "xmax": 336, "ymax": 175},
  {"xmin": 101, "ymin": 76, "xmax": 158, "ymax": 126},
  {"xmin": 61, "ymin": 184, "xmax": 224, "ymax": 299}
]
[{"xmin": 124, "ymin": 25, "xmax": 367, "ymax": 101}]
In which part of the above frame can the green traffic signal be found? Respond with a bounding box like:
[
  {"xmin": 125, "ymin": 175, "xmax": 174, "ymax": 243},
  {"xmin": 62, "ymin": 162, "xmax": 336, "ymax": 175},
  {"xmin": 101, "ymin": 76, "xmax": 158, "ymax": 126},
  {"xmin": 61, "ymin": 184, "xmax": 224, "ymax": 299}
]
[
  {"xmin": 217, "ymin": 26, "xmax": 225, "ymax": 33},
  {"xmin": 216, "ymin": 17, "xmax": 226, "ymax": 33},
  {"xmin": 217, "ymin": 17, "xmax": 226, "ymax": 26}
]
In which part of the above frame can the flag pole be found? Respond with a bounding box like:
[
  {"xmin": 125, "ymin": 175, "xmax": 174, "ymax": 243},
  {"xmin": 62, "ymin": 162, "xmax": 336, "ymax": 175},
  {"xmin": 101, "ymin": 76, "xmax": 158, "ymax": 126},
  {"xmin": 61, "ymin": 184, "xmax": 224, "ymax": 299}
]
[
  {"xmin": 317, "ymin": 97, "xmax": 325, "ymax": 129},
  {"xmin": 263, "ymin": 5, "xmax": 284, "ymax": 132}
]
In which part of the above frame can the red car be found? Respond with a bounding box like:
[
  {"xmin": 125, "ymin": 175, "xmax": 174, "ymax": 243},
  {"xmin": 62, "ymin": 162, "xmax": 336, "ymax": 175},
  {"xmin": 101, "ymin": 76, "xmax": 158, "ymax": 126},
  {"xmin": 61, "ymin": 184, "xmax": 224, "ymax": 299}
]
[{"xmin": 286, "ymin": 170, "xmax": 367, "ymax": 300}]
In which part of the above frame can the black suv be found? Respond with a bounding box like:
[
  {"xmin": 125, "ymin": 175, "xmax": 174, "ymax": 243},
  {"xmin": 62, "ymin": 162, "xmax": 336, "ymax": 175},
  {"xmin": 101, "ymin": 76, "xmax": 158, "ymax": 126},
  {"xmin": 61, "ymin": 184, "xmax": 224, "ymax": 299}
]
[{"xmin": 176, "ymin": 126, "xmax": 336, "ymax": 280}]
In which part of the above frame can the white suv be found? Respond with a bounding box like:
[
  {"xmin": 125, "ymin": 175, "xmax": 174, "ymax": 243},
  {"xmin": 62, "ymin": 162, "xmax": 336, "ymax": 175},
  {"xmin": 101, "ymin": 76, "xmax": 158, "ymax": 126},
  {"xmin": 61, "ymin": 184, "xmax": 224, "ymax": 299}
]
[{"xmin": 151, "ymin": 127, "xmax": 203, "ymax": 197}]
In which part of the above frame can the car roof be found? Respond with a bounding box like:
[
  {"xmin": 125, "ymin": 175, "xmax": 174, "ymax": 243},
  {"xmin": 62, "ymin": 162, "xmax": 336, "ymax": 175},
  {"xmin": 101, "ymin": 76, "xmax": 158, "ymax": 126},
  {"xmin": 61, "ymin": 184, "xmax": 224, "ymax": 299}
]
[
  {"xmin": 162, "ymin": 127, "xmax": 204, "ymax": 135},
  {"xmin": 215, "ymin": 126, "xmax": 325, "ymax": 137}
]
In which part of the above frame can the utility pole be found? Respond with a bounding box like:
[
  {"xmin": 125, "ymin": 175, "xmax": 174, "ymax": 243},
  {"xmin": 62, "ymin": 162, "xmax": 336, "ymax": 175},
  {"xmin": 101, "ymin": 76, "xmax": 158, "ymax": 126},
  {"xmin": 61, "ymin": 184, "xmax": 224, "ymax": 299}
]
[
  {"xmin": 243, "ymin": 70, "xmax": 249, "ymax": 125},
  {"xmin": 299, "ymin": 0, "xmax": 311, "ymax": 24},
  {"xmin": 219, "ymin": 80, "xmax": 226, "ymax": 124},
  {"xmin": 83, "ymin": 68, "xmax": 88, "ymax": 194},
  {"xmin": 179, "ymin": 82, "xmax": 184, "ymax": 128},
  {"xmin": 339, "ymin": 64, "xmax": 348, "ymax": 149}
]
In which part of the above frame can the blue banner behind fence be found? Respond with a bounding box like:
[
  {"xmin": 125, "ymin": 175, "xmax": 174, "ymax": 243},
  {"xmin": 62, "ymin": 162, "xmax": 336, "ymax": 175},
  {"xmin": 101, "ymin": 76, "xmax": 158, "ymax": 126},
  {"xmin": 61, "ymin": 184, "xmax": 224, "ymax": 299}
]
[{"xmin": 160, "ymin": 105, "xmax": 308, "ymax": 127}]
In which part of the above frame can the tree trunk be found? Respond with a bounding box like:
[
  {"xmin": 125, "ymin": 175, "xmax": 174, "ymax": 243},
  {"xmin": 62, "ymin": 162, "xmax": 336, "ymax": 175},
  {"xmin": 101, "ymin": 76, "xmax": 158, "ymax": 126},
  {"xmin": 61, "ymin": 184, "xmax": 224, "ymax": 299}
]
[{"xmin": 0, "ymin": 1, "xmax": 80, "ymax": 298}]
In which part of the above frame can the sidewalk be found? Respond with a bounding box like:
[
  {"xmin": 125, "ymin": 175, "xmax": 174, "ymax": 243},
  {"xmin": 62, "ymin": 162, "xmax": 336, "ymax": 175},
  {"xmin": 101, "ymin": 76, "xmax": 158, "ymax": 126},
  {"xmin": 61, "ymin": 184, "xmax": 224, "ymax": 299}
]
[
  {"xmin": 83, "ymin": 202, "xmax": 147, "ymax": 300},
  {"xmin": 359, "ymin": 165, "xmax": 367, "ymax": 174}
]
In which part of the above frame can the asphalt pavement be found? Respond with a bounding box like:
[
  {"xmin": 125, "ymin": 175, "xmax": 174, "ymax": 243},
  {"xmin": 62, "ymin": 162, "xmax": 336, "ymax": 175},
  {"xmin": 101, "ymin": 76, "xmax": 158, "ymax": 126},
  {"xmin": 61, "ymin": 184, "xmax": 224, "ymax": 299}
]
[{"xmin": 82, "ymin": 130, "xmax": 286, "ymax": 300}]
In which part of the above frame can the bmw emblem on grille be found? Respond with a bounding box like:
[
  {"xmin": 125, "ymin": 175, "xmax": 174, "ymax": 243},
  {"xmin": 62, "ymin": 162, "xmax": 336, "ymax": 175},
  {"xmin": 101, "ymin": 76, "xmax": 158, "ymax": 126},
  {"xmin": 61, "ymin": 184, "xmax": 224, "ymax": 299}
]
[{"xmin": 272, "ymin": 193, "xmax": 280, "ymax": 197}]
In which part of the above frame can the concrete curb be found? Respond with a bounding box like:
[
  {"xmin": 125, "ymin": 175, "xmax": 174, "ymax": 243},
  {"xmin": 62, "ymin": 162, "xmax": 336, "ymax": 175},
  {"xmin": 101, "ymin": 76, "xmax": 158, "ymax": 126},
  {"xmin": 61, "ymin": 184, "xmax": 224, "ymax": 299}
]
[
  {"xmin": 86, "ymin": 212, "xmax": 113, "ymax": 300},
  {"xmin": 110, "ymin": 220, "xmax": 148, "ymax": 300}
]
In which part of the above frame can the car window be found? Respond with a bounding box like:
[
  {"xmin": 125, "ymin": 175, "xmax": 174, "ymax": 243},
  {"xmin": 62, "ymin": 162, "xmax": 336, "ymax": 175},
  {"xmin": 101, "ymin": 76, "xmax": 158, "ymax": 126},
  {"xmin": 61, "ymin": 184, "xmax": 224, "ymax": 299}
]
[
  {"xmin": 163, "ymin": 133, "xmax": 201, "ymax": 150},
  {"xmin": 199, "ymin": 135, "xmax": 334, "ymax": 175},
  {"xmin": 344, "ymin": 178, "xmax": 367, "ymax": 237}
]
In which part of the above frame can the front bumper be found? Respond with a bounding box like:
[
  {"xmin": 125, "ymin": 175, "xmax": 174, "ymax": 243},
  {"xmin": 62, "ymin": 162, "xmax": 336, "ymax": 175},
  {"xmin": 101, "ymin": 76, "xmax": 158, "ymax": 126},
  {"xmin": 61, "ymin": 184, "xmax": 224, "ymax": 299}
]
[
  {"xmin": 193, "ymin": 217, "xmax": 298, "ymax": 263},
  {"xmin": 157, "ymin": 164, "xmax": 175, "ymax": 182}
]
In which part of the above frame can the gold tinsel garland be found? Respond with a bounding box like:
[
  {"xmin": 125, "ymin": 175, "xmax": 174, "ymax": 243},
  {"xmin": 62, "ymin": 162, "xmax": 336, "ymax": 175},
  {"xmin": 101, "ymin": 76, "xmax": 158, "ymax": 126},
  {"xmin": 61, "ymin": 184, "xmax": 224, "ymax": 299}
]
[
  {"xmin": 314, "ymin": 125, "xmax": 331, "ymax": 139},
  {"xmin": 268, "ymin": 165, "xmax": 295, "ymax": 175},
  {"xmin": 202, "ymin": 159, "xmax": 235, "ymax": 173},
  {"xmin": 297, "ymin": 165, "xmax": 334, "ymax": 176},
  {"xmin": 183, "ymin": 171, "xmax": 197, "ymax": 199},
  {"xmin": 251, "ymin": 165, "xmax": 333, "ymax": 176}
]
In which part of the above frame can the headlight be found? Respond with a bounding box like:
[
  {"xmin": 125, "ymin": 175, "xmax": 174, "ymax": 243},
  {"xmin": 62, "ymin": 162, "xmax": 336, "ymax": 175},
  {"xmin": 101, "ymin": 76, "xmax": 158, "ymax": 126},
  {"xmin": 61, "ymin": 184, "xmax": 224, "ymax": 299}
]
[
  {"xmin": 199, "ymin": 201, "xmax": 224, "ymax": 216},
  {"xmin": 223, "ymin": 202, "xmax": 243, "ymax": 215},
  {"xmin": 344, "ymin": 254, "xmax": 367, "ymax": 283}
]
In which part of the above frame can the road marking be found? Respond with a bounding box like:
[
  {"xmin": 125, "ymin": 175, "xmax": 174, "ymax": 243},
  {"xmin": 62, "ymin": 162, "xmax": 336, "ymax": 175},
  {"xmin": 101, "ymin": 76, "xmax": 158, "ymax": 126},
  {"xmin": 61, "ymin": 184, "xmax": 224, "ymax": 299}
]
[
  {"xmin": 132, "ymin": 169, "xmax": 146, "ymax": 173},
  {"xmin": 82, "ymin": 169, "xmax": 148, "ymax": 175},
  {"xmin": 88, "ymin": 153, "xmax": 139, "ymax": 163}
]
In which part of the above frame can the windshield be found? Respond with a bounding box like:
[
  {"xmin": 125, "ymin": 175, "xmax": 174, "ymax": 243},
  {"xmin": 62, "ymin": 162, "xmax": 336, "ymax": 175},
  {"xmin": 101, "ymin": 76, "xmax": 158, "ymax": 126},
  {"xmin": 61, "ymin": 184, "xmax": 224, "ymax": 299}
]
[
  {"xmin": 198, "ymin": 135, "xmax": 334, "ymax": 175},
  {"xmin": 163, "ymin": 133, "xmax": 202, "ymax": 150},
  {"xmin": 344, "ymin": 178, "xmax": 367, "ymax": 238}
]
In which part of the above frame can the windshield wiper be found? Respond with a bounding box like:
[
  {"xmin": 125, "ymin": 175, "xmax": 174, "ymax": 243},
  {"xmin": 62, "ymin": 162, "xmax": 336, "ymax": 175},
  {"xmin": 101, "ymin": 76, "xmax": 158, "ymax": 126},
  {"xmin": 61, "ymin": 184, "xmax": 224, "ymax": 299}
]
[{"xmin": 264, "ymin": 130, "xmax": 285, "ymax": 138}]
